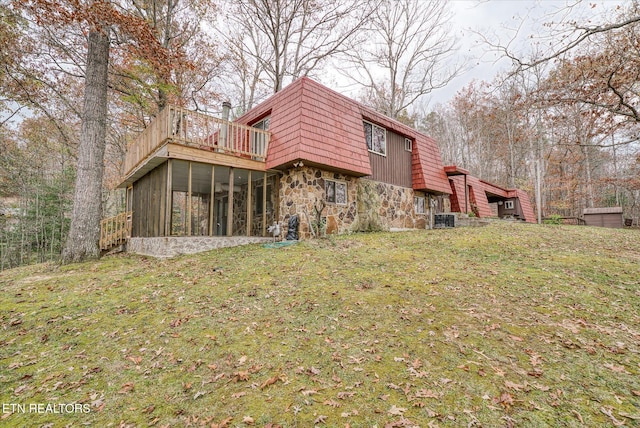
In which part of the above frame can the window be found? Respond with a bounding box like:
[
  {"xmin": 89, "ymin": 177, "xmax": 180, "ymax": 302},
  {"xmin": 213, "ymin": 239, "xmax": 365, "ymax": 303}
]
[
  {"xmin": 414, "ymin": 196, "xmax": 426, "ymax": 214},
  {"xmin": 250, "ymin": 116, "xmax": 270, "ymax": 155},
  {"xmin": 363, "ymin": 121, "xmax": 386, "ymax": 156},
  {"xmin": 505, "ymin": 200, "xmax": 514, "ymax": 210},
  {"xmin": 252, "ymin": 116, "xmax": 270, "ymax": 130},
  {"xmin": 326, "ymin": 179, "xmax": 347, "ymax": 205},
  {"xmin": 405, "ymin": 138, "xmax": 413, "ymax": 152}
]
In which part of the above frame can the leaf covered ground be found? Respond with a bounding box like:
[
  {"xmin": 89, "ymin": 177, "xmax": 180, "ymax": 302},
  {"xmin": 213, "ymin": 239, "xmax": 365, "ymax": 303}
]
[{"xmin": 1, "ymin": 222, "xmax": 639, "ymax": 427}]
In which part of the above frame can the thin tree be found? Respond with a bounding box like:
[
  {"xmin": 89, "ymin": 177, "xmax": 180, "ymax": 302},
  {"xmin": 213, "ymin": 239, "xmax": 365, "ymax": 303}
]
[
  {"xmin": 341, "ymin": 0, "xmax": 461, "ymax": 119},
  {"xmin": 14, "ymin": 0, "xmax": 173, "ymax": 263},
  {"xmin": 221, "ymin": 0, "xmax": 371, "ymax": 106}
]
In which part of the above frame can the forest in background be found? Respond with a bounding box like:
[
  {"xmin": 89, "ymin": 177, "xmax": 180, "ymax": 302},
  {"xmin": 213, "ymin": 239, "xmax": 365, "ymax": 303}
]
[{"xmin": 1, "ymin": 0, "xmax": 639, "ymax": 269}]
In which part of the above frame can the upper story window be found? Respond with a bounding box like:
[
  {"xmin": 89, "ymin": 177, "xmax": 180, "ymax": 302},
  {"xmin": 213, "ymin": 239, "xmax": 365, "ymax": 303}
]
[
  {"xmin": 363, "ymin": 121, "xmax": 386, "ymax": 156},
  {"xmin": 504, "ymin": 200, "xmax": 514, "ymax": 210},
  {"xmin": 252, "ymin": 116, "xmax": 271, "ymax": 130},
  {"xmin": 405, "ymin": 138, "xmax": 413, "ymax": 152}
]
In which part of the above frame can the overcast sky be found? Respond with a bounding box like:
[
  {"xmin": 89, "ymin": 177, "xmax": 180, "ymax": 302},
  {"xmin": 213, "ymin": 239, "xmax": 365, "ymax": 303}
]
[{"xmin": 423, "ymin": 0, "xmax": 625, "ymax": 106}]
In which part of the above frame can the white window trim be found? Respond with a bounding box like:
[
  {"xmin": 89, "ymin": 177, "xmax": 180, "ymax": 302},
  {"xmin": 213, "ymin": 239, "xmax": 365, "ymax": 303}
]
[
  {"xmin": 405, "ymin": 138, "xmax": 413, "ymax": 152},
  {"xmin": 363, "ymin": 120, "xmax": 387, "ymax": 156},
  {"xmin": 414, "ymin": 196, "xmax": 426, "ymax": 214},
  {"xmin": 505, "ymin": 200, "xmax": 515, "ymax": 210},
  {"xmin": 325, "ymin": 179, "xmax": 348, "ymax": 206}
]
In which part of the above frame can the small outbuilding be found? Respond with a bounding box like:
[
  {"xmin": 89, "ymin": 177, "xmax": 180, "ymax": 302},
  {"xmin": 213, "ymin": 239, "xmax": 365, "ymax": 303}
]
[{"xmin": 582, "ymin": 207, "xmax": 624, "ymax": 228}]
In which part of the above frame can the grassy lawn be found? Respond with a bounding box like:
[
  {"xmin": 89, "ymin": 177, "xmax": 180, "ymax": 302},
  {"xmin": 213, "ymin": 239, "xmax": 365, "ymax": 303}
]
[{"xmin": 1, "ymin": 222, "xmax": 639, "ymax": 427}]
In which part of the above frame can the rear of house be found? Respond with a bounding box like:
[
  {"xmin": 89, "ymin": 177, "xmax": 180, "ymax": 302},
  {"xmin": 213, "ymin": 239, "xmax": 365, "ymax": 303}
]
[{"xmin": 107, "ymin": 77, "xmax": 537, "ymax": 254}]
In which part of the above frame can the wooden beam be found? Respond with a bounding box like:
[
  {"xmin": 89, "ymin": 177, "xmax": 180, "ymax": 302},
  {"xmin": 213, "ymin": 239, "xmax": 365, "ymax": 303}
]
[
  {"xmin": 166, "ymin": 143, "xmax": 266, "ymax": 171},
  {"xmin": 262, "ymin": 172, "xmax": 267, "ymax": 237},
  {"xmin": 227, "ymin": 168, "xmax": 234, "ymax": 237},
  {"xmin": 209, "ymin": 165, "xmax": 215, "ymax": 236},
  {"xmin": 247, "ymin": 170, "xmax": 252, "ymax": 236},
  {"xmin": 165, "ymin": 159, "xmax": 172, "ymax": 236},
  {"xmin": 187, "ymin": 161, "xmax": 192, "ymax": 236}
]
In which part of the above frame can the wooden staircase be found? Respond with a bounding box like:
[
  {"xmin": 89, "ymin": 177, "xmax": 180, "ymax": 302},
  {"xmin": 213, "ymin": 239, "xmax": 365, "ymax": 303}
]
[{"xmin": 100, "ymin": 212, "xmax": 132, "ymax": 251}]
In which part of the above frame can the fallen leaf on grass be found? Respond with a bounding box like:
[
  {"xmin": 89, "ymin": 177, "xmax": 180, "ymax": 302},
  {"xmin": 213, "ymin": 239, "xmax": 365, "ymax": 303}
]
[
  {"xmin": 14, "ymin": 385, "xmax": 28, "ymax": 395},
  {"xmin": 242, "ymin": 416, "xmax": 255, "ymax": 425},
  {"xmin": 632, "ymin": 390, "xmax": 640, "ymax": 396},
  {"xmin": 604, "ymin": 363, "xmax": 630, "ymax": 374},
  {"xmin": 388, "ymin": 405, "xmax": 406, "ymax": 416},
  {"xmin": 118, "ymin": 382, "xmax": 134, "ymax": 394},
  {"xmin": 600, "ymin": 407, "xmax": 625, "ymax": 426},
  {"xmin": 231, "ymin": 391, "xmax": 247, "ymax": 399},
  {"xmin": 495, "ymin": 392, "xmax": 514, "ymax": 408},
  {"xmin": 323, "ymin": 399, "xmax": 341, "ymax": 408},
  {"xmin": 301, "ymin": 389, "xmax": 318, "ymax": 396},
  {"xmin": 571, "ymin": 410, "xmax": 584, "ymax": 424},
  {"xmin": 619, "ymin": 412, "xmax": 640, "ymax": 420},
  {"xmin": 314, "ymin": 415, "xmax": 327, "ymax": 424},
  {"xmin": 141, "ymin": 405, "xmax": 155, "ymax": 414},
  {"xmin": 211, "ymin": 416, "xmax": 233, "ymax": 428},
  {"xmin": 233, "ymin": 371, "xmax": 249, "ymax": 382},
  {"xmin": 260, "ymin": 374, "xmax": 281, "ymax": 390},
  {"xmin": 415, "ymin": 389, "xmax": 438, "ymax": 399},
  {"xmin": 504, "ymin": 381, "xmax": 525, "ymax": 391},
  {"xmin": 337, "ymin": 391, "xmax": 355, "ymax": 399},
  {"xmin": 128, "ymin": 355, "xmax": 142, "ymax": 365}
]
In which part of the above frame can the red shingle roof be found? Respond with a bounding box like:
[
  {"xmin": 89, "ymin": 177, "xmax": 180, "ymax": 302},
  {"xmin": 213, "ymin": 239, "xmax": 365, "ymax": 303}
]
[
  {"xmin": 449, "ymin": 175, "xmax": 536, "ymax": 222},
  {"xmin": 235, "ymin": 77, "xmax": 451, "ymax": 194}
]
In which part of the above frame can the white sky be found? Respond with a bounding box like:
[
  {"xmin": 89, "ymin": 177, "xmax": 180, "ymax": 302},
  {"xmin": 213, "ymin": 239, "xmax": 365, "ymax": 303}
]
[
  {"xmin": 410, "ymin": 0, "xmax": 625, "ymax": 106},
  {"xmin": 336, "ymin": 0, "xmax": 625, "ymax": 109}
]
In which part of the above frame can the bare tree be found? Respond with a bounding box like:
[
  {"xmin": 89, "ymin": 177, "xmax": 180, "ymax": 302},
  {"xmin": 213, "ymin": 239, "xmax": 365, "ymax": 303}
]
[
  {"xmin": 219, "ymin": 0, "xmax": 371, "ymax": 110},
  {"xmin": 341, "ymin": 0, "xmax": 461, "ymax": 119}
]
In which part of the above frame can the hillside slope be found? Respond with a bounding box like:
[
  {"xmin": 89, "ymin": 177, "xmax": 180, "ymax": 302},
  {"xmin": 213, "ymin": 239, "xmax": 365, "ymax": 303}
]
[{"xmin": 1, "ymin": 223, "xmax": 639, "ymax": 427}]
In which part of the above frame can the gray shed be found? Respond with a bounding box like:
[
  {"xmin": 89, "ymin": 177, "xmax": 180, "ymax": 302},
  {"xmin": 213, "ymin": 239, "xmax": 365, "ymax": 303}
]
[{"xmin": 582, "ymin": 207, "xmax": 624, "ymax": 228}]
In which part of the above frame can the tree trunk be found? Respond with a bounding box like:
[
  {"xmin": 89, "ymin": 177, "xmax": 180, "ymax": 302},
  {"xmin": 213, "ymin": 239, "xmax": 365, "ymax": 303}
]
[{"xmin": 62, "ymin": 28, "xmax": 110, "ymax": 263}]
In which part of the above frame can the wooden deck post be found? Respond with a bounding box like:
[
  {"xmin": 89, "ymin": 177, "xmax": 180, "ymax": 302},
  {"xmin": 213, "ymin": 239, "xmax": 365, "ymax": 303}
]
[
  {"xmin": 165, "ymin": 159, "xmax": 173, "ymax": 236},
  {"xmin": 187, "ymin": 161, "xmax": 192, "ymax": 236},
  {"xmin": 247, "ymin": 170, "xmax": 252, "ymax": 236},
  {"xmin": 209, "ymin": 165, "xmax": 215, "ymax": 236},
  {"xmin": 227, "ymin": 167, "xmax": 234, "ymax": 237},
  {"xmin": 262, "ymin": 172, "xmax": 267, "ymax": 237}
]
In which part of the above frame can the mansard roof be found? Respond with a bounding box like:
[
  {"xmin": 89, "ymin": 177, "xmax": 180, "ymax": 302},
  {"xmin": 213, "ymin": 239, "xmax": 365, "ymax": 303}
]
[{"xmin": 236, "ymin": 77, "xmax": 452, "ymax": 194}]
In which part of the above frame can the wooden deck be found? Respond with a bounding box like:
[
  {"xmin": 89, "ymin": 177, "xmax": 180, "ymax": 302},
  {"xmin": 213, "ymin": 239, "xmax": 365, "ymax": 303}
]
[{"xmin": 124, "ymin": 106, "xmax": 271, "ymax": 178}]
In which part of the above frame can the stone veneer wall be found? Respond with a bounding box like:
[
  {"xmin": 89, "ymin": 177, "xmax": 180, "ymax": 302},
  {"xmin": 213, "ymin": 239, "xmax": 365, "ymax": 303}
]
[
  {"xmin": 278, "ymin": 167, "xmax": 432, "ymax": 238},
  {"xmin": 279, "ymin": 166, "xmax": 358, "ymax": 238},
  {"xmin": 353, "ymin": 179, "xmax": 428, "ymax": 231}
]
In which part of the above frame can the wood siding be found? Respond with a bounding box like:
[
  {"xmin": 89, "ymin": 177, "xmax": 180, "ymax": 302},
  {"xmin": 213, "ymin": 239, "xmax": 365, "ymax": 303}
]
[
  {"xmin": 584, "ymin": 213, "xmax": 623, "ymax": 228},
  {"xmin": 132, "ymin": 162, "xmax": 168, "ymax": 237},
  {"xmin": 366, "ymin": 130, "xmax": 412, "ymax": 188}
]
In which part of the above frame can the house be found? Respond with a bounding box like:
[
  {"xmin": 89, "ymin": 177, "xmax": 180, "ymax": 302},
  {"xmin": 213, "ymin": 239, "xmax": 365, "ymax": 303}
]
[
  {"xmin": 106, "ymin": 77, "xmax": 535, "ymax": 255},
  {"xmin": 446, "ymin": 167, "xmax": 536, "ymax": 223}
]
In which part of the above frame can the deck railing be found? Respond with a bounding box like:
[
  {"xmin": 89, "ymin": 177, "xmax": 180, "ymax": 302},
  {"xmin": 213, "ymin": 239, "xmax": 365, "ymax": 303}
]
[
  {"xmin": 124, "ymin": 106, "xmax": 271, "ymax": 175},
  {"xmin": 100, "ymin": 211, "xmax": 132, "ymax": 251}
]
